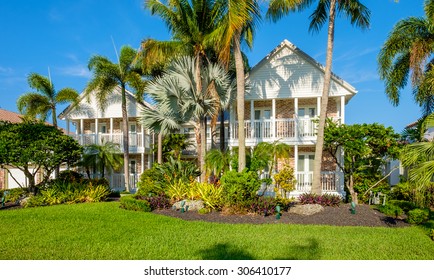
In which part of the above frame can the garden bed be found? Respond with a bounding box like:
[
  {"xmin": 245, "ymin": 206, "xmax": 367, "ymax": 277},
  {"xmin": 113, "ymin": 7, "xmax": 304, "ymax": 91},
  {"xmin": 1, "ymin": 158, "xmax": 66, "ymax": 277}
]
[{"xmin": 154, "ymin": 203, "xmax": 409, "ymax": 227}]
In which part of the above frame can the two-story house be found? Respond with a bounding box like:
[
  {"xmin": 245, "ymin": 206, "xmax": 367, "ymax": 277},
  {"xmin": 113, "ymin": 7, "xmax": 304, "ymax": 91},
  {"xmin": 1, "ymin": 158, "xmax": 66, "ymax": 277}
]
[
  {"xmin": 59, "ymin": 86, "xmax": 154, "ymax": 192},
  {"xmin": 228, "ymin": 40, "xmax": 357, "ymax": 197}
]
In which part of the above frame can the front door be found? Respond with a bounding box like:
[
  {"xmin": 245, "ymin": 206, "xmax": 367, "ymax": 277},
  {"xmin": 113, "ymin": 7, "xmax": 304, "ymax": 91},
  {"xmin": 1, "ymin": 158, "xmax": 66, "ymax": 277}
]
[
  {"xmin": 254, "ymin": 109, "xmax": 271, "ymax": 137},
  {"xmin": 298, "ymin": 107, "xmax": 316, "ymax": 136}
]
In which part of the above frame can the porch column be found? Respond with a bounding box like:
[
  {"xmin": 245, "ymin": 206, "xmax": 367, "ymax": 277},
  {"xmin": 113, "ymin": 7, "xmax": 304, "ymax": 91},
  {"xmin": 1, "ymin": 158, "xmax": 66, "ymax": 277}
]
[
  {"xmin": 340, "ymin": 95, "xmax": 346, "ymax": 124},
  {"xmin": 80, "ymin": 119, "xmax": 84, "ymax": 145},
  {"xmin": 110, "ymin": 118, "xmax": 114, "ymax": 142},
  {"xmin": 95, "ymin": 118, "xmax": 99, "ymax": 144},
  {"xmin": 141, "ymin": 153, "xmax": 144, "ymax": 173},
  {"xmin": 250, "ymin": 100, "xmax": 255, "ymax": 138},
  {"xmin": 272, "ymin": 98, "xmax": 276, "ymax": 138},
  {"xmin": 294, "ymin": 144, "xmax": 299, "ymax": 190},
  {"xmin": 141, "ymin": 123, "xmax": 144, "ymax": 149},
  {"xmin": 66, "ymin": 119, "xmax": 70, "ymax": 135},
  {"xmin": 294, "ymin": 98, "xmax": 298, "ymax": 139}
]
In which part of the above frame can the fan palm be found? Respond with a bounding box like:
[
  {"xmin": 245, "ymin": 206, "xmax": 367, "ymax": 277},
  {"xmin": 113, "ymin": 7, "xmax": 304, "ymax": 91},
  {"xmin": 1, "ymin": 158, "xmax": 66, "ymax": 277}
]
[
  {"xmin": 141, "ymin": 56, "xmax": 234, "ymax": 181},
  {"xmin": 17, "ymin": 72, "xmax": 79, "ymax": 128},
  {"xmin": 267, "ymin": 0, "xmax": 370, "ymax": 194},
  {"xmin": 378, "ymin": 0, "xmax": 434, "ymax": 117},
  {"xmin": 85, "ymin": 45, "xmax": 147, "ymax": 191}
]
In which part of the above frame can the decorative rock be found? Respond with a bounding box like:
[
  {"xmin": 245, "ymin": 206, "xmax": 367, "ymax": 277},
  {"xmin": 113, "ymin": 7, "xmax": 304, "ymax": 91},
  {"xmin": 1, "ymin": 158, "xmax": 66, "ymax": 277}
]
[
  {"xmin": 289, "ymin": 204, "xmax": 324, "ymax": 216},
  {"xmin": 19, "ymin": 197, "xmax": 30, "ymax": 207},
  {"xmin": 172, "ymin": 200, "xmax": 204, "ymax": 211}
]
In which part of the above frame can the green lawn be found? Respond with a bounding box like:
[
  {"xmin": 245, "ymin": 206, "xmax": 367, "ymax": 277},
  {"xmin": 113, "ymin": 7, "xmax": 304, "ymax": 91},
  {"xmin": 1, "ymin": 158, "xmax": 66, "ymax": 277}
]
[{"xmin": 1, "ymin": 202, "xmax": 433, "ymax": 260}]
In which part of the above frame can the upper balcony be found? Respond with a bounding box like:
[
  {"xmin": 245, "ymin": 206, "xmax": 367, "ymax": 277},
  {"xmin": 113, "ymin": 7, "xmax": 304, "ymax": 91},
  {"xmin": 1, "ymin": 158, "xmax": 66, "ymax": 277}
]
[
  {"xmin": 72, "ymin": 132, "xmax": 151, "ymax": 153},
  {"xmin": 229, "ymin": 117, "xmax": 340, "ymax": 146}
]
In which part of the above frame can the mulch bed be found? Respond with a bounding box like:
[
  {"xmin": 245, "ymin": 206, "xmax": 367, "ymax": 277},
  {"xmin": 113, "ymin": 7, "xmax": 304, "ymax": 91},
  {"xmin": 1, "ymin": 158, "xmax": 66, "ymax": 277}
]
[
  {"xmin": 154, "ymin": 203, "xmax": 409, "ymax": 228},
  {"xmin": 1, "ymin": 201, "xmax": 409, "ymax": 228}
]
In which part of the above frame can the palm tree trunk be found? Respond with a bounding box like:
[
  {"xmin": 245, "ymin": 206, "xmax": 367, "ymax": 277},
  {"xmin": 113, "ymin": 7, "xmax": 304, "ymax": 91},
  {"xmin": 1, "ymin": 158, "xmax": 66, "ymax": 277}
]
[
  {"xmin": 52, "ymin": 106, "xmax": 60, "ymax": 179},
  {"xmin": 157, "ymin": 133, "xmax": 163, "ymax": 164},
  {"xmin": 121, "ymin": 86, "xmax": 130, "ymax": 192},
  {"xmin": 199, "ymin": 116, "xmax": 207, "ymax": 182},
  {"xmin": 234, "ymin": 31, "xmax": 246, "ymax": 172},
  {"xmin": 220, "ymin": 109, "xmax": 225, "ymax": 151},
  {"xmin": 312, "ymin": 0, "xmax": 336, "ymax": 195}
]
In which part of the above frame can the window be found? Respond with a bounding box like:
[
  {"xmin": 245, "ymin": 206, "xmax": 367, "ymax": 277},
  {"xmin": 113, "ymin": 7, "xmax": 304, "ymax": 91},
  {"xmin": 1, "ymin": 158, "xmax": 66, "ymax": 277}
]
[
  {"xmin": 298, "ymin": 107, "xmax": 316, "ymax": 118},
  {"xmin": 130, "ymin": 160, "xmax": 136, "ymax": 174}
]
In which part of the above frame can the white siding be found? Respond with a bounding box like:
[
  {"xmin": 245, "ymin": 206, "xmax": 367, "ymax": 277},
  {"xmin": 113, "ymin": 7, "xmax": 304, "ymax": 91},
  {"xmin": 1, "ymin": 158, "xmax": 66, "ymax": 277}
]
[{"xmin": 246, "ymin": 44, "xmax": 355, "ymax": 100}]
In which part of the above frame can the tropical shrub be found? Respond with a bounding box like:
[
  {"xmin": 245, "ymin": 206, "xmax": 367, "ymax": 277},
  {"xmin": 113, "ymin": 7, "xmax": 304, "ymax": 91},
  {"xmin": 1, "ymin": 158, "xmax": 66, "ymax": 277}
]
[
  {"xmin": 389, "ymin": 182, "xmax": 415, "ymax": 202},
  {"xmin": 141, "ymin": 194, "xmax": 172, "ymax": 210},
  {"xmin": 4, "ymin": 188, "xmax": 27, "ymax": 203},
  {"xmin": 119, "ymin": 196, "xmax": 151, "ymax": 212},
  {"xmin": 247, "ymin": 196, "xmax": 279, "ymax": 216},
  {"xmin": 80, "ymin": 184, "xmax": 111, "ymax": 202},
  {"xmin": 136, "ymin": 167, "xmax": 166, "ymax": 196},
  {"xmin": 388, "ymin": 200, "xmax": 417, "ymax": 213},
  {"xmin": 220, "ymin": 170, "xmax": 261, "ymax": 206},
  {"xmin": 407, "ymin": 209, "xmax": 430, "ymax": 224},
  {"xmin": 58, "ymin": 170, "xmax": 83, "ymax": 182},
  {"xmin": 430, "ymin": 229, "xmax": 434, "ymax": 241},
  {"xmin": 274, "ymin": 165, "xmax": 296, "ymax": 198},
  {"xmin": 298, "ymin": 193, "xmax": 342, "ymax": 207},
  {"xmin": 191, "ymin": 182, "xmax": 223, "ymax": 210},
  {"xmin": 155, "ymin": 157, "xmax": 200, "ymax": 185},
  {"xmin": 377, "ymin": 204, "xmax": 404, "ymax": 218},
  {"xmin": 165, "ymin": 179, "xmax": 189, "ymax": 201}
]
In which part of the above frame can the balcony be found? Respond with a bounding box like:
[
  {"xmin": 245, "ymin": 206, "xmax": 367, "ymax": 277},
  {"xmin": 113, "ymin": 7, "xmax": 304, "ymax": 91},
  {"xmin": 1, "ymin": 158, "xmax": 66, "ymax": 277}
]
[
  {"xmin": 72, "ymin": 132, "xmax": 151, "ymax": 153},
  {"xmin": 230, "ymin": 117, "xmax": 340, "ymax": 145}
]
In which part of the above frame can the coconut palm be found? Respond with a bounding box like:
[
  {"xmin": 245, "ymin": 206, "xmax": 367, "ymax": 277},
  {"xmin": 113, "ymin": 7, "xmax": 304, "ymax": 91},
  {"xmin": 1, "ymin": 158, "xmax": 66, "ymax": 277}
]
[
  {"xmin": 141, "ymin": 56, "xmax": 234, "ymax": 181},
  {"xmin": 267, "ymin": 0, "xmax": 370, "ymax": 194},
  {"xmin": 378, "ymin": 0, "xmax": 434, "ymax": 117},
  {"xmin": 211, "ymin": 0, "xmax": 261, "ymax": 171},
  {"xmin": 80, "ymin": 140, "xmax": 123, "ymax": 179},
  {"xmin": 253, "ymin": 140, "xmax": 291, "ymax": 176},
  {"xmin": 85, "ymin": 45, "xmax": 147, "ymax": 192},
  {"xmin": 17, "ymin": 72, "xmax": 79, "ymax": 128}
]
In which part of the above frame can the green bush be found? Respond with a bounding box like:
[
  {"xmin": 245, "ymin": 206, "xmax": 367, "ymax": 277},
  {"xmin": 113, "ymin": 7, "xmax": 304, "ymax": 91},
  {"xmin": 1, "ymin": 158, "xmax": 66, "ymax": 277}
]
[
  {"xmin": 389, "ymin": 182, "xmax": 414, "ymax": 202},
  {"xmin": 119, "ymin": 196, "xmax": 151, "ymax": 212},
  {"xmin": 388, "ymin": 200, "xmax": 417, "ymax": 213},
  {"xmin": 58, "ymin": 170, "xmax": 83, "ymax": 182},
  {"xmin": 377, "ymin": 204, "xmax": 403, "ymax": 218},
  {"xmin": 220, "ymin": 170, "xmax": 261, "ymax": 206},
  {"xmin": 136, "ymin": 167, "xmax": 165, "ymax": 196},
  {"xmin": 430, "ymin": 229, "xmax": 434, "ymax": 241},
  {"xmin": 5, "ymin": 188, "xmax": 27, "ymax": 203},
  {"xmin": 191, "ymin": 182, "xmax": 223, "ymax": 210},
  {"xmin": 23, "ymin": 195, "xmax": 46, "ymax": 208},
  {"xmin": 165, "ymin": 179, "xmax": 189, "ymax": 201},
  {"xmin": 407, "ymin": 208, "xmax": 430, "ymax": 224}
]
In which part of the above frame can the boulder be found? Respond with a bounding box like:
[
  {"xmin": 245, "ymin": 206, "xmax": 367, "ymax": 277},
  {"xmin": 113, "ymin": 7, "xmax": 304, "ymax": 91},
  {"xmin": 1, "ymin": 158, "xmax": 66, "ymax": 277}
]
[
  {"xmin": 172, "ymin": 200, "xmax": 204, "ymax": 211},
  {"xmin": 289, "ymin": 204, "xmax": 324, "ymax": 215}
]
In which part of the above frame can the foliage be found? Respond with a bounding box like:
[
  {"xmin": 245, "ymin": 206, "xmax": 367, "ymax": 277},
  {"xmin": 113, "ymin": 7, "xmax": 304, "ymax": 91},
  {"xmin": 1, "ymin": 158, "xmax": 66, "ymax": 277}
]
[
  {"xmin": 154, "ymin": 157, "xmax": 201, "ymax": 186},
  {"xmin": 298, "ymin": 193, "xmax": 342, "ymax": 207},
  {"xmin": 3, "ymin": 188, "xmax": 27, "ymax": 203},
  {"xmin": 0, "ymin": 121, "xmax": 83, "ymax": 193},
  {"xmin": 119, "ymin": 196, "xmax": 152, "ymax": 212},
  {"xmin": 190, "ymin": 182, "xmax": 223, "ymax": 210},
  {"xmin": 205, "ymin": 149, "xmax": 233, "ymax": 178},
  {"xmin": 165, "ymin": 179, "xmax": 189, "ymax": 201},
  {"xmin": 389, "ymin": 182, "xmax": 434, "ymax": 208},
  {"xmin": 430, "ymin": 229, "xmax": 434, "ymax": 241},
  {"xmin": 136, "ymin": 166, "xmax": 166, "ymax": 196},
  {"xmin": 378, "ymin": 0, "xmax": 434, "ymax": 116},
  {"xmin": 220, "ymin": 170, "xmax": 261, "ymax": 206},
  {"xmin": 273, "ymin": 165, "xmax": 297, "ymax": 198},
  {"xmin": 323, "ymin": 120, "xmax": 401, "ymax": 202},
  {"xmin": 246, "ymin": 196, "xmax": 293, "ymax": 216},
  {"xmin": 156, "ymin": 133, "xmax": 191, "ymax": 161},
  {"xmin": 79, "ymin": 140, "xmax": 123, "ymax": 178},
  {"xmin": 16, "ymin": 72, "xmax": 79, "ymax": 127},
  {"xmin": 58, "ymin": 170, "xmax": 83, "ymax": 182},
  {"xmin": 138, "ymin": 194, "xmax": 172, "ymax": 211},
  {"xmin": 377, "ymin": 204, "xmax": 404, "ymax": 219},
  {"xmin": 407, "ymin": 209, "xmax": 430, "ymax": 224},
  {"xmin": 388, "ymin": 200, "xmax": 417, "ymax": 213},
  {"xmin": 251, "ymin": 141, "xmax": 291, "ymax": 175}
]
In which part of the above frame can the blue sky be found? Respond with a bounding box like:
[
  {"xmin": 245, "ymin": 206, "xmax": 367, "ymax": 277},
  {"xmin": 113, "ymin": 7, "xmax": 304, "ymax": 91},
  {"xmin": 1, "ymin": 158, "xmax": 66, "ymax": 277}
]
[{"xmin": 0, "ymin": 0, "xmax": 426, "ymax": 132}]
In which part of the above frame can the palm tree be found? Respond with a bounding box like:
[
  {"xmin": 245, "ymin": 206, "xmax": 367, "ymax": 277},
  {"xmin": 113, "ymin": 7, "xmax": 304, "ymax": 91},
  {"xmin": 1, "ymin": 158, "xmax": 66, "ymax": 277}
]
[
  {"xmin": 17, "ymin": 72, "xmax": 79, "ymax": 128},
  {"xmin": 141, "ymin": 56, "xmax": 234, "ymax": 181},
  {"xmin": 85, "ymin": 45, "xmax": 147, "ymax": 192},
  {"xmin": 253, "ymin": 140, "xmax": 291, "ymax": 176},
  {"xmin": 205, "ymin": 148, "xmax": 233, "ymax": 178},
  {"xmin": 81, "ymin": 140, "xmax": 123, "ymax": 179},
  {"xmin": 378, "ymin": 0, "xmax": 434, "ymax": 117},
  {"xmin": 211, "ymin": 0, "xmax": 261, "ymax": 172},
  {"xmin": 267, "ymin": 0, "xmax": 370, "ymax": 194}
]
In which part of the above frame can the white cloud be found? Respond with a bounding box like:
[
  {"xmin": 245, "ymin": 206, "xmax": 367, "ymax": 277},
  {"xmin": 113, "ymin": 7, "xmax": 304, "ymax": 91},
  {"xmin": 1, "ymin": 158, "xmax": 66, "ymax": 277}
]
[{"xmin": 58, "ymin": 65, "xmax": 91, "ymax": 78}]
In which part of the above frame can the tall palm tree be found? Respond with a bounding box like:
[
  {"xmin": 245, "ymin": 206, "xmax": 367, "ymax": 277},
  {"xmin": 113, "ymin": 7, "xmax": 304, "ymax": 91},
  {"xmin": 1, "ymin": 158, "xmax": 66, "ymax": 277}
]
[
  {"xmin": 85, "ymin": 45, "xmax": 146, "ymax": 192},
  {"xmin": 141, "ymin": 56, "xmax": 234, "ymax": 181},
  {"xmin": 81, "ymin": 140, "xmax": 123, "ymax": 179},
  {"xmin": 378, "ymin": 0, "xmax": 434, "ymax": 117},
  {"xmin": 17, "ymin": 72, "xmax": 79, "ymax": 128},
  {"xmin": 267, "ymin": 0, "xmax": 370, "ymax": 194},
  {"xmin": 211, "ymin": 0, "xmax": 261, "ymax": 172}
]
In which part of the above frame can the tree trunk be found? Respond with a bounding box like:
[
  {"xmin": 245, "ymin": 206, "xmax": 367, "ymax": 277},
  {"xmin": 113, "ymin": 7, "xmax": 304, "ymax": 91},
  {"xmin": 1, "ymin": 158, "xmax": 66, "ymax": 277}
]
[
  {"xmin": 199, "ymin": 116, "xmax": 207, "ymax": 182},
  {"xmin": 348, "ymin": 174, "xmax": 358, "ymax": 204},
  {"xmin": 52, "ymin": 106, "xmax": 60, "ymax": 179},
  {"xmin": 311, "ymin": 0, "xmax": 336, "ymax": 195},
  {"xmin": 234, "ymin": 31, "xmax": 246, "ymax": 172},
  {"xmin": 157, "ymin": 133, "xmax": 163, "ymax": 164},
  {"xmin": 121, "ymin": 86, "xmax": 130, "ymax": 192}
]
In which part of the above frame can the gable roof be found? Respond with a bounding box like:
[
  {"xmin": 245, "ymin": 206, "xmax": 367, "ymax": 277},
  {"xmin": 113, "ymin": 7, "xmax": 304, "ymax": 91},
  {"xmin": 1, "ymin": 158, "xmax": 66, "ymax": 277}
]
[
  {"xmin": 58, "ymin": 85, "xmax": 154, "ymax": 120},
  {"xmin": 246, "ymin": 39, "xmax": 357, "ymax": 100},
  {"xmin": 0, "ymin": 108, "xmax": 24, "ymax": 123}
]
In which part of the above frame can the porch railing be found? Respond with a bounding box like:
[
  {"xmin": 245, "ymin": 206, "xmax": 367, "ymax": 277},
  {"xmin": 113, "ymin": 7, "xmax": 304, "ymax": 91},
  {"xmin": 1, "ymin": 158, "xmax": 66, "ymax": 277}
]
[
  {"xmin": 72, "ymin": 133, "xmax": 149, "ymax": 151},
  {"xmin": 295, "ymin": 171, "xmax": 340, "ymax": 193}
]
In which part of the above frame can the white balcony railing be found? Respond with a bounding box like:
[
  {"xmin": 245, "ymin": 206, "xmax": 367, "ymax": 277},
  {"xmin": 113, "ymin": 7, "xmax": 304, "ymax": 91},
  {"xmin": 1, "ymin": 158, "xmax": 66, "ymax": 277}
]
[
  {"xmin": 72, "ymin": 132, "xmax": 149, "ymax": 151},
  {"xmin": 230, "ymin": 117, "xmax": 340, "ymax": 141},
  {"xmin": 295, "ymin": 171, "xmax": 341, "ymax": 193}
]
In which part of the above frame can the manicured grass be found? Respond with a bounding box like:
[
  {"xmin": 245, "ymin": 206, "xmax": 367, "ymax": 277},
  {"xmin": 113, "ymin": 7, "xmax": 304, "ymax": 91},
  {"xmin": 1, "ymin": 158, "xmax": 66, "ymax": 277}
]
[{"xmin": 1, "ymin": 202, "xmax": 433, "ymax": 260}]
